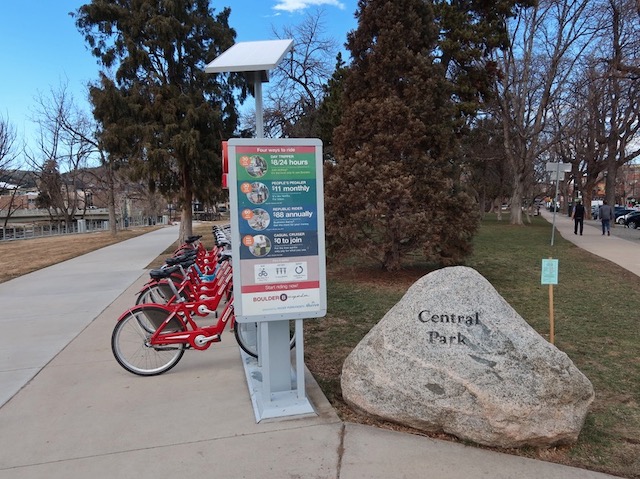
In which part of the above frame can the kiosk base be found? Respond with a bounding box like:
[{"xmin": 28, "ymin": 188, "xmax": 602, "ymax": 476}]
[{"xmin": 240, "ymin": 350, "xmax": 316, "ymax": 421}]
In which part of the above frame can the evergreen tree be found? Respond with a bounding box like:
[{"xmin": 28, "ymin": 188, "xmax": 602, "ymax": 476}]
[
  {"xmin": 316, "ymin": 53, "xmax": 348, "ymax": 162},
  {"xmin": 290, "ymin": 53, "xmax": 348, "ymax": 162},
  {"xmin": 325, "ymin": 0, "xmax": 479, "ymax": 271},
  {"xmin": 434, "ymin": 0, "xmax": 535, "ymax": 115},
  {"xmin": 74, "ymin": 0, "xmax": 246, "ymax": 240}
]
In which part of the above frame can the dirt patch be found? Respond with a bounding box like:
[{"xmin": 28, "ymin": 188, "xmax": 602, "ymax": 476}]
[{"xmin": 328, "ymin": 263, "xmax": 432, "ymax": 290}]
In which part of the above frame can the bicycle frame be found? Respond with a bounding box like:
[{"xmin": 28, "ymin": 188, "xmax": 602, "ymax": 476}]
[
  {"xmin": 117, "ymin": 296, "xmax": 235, "ymax": 351},
  {"xmin": 154, "ymin": 298, "xmax": 235, "ymax": 350}
]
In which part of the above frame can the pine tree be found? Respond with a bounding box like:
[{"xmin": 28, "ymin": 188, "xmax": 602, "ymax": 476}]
[
  {"xmin": 75, "ymin": 0, "xmax": 246, "ymax": 241},
  {"xmin": 316, "ymin": 54, "xmax": 348, "ymax": 162},
  {"xmin": 325, "ymin": 0, "xmax": 479, "ymax": 271}
]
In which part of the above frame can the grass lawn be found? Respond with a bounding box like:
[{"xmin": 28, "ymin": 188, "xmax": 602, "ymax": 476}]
[
  {"xmin": 1, "ymin": 215, "xmax": 637, "ymax": 478},
  {"xmin": 305, "ymin": 214, "xmax": 640, "ymax": 479}
]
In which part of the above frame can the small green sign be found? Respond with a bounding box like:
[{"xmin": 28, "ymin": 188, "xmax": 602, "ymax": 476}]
[{"xmin": 541, "ymin": 259, "xmax": 559, "ymax": 285}]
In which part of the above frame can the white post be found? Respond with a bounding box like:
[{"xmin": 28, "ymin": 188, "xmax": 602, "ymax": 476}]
[
  {"xmin": 546, "ymin": 162, "xmax": 571, "ymax": 246},
  {"xmin": 551, "ymin": 165, "xmax": 560, "ymax": 246},
  {"xmin": 254, "ymin": 72, "xmax": 264, "ymax": 139},
  {"xmin": 295, "ymin": 319, "xmax": 305, "ymax": 399}
]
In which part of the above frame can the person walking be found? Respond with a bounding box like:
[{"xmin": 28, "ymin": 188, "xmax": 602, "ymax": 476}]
[
  {"xmin": 599, "ymin": 200, "xmax": 615, "ymax": 236},
  {"xmin": 572, "ymin": 200, "xmax": 585, "ymax": 235}
]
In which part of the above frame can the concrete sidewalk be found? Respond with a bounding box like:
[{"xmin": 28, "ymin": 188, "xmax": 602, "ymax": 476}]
[
  {"xmin": 0, "ymin": 223, "xmax": 624, "ymax": 479},
  {"xmin": 0, "ymin": 225, "xmax": 181, "ymax": 407},
  {"xmin": 540, "ymin": 208, "xmax": 640, "ymax": 276}
]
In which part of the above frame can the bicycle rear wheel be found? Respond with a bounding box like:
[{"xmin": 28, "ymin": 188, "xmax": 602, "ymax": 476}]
[
  {"xmin": 136, "ymin": 282, "xmax": 182, "ymax": 305},
  {"xmin": 112, "ymin": 307, "xmax": 186, "ymax": 376},
  {"xmin": 234, "ymin": 321, "xmax": 296, "ymax": 359}
]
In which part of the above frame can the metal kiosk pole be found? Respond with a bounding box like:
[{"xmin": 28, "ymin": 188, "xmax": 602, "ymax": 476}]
[{"xmin": 205, "ymin": 41, "xmax": 327, "ymax": 421}]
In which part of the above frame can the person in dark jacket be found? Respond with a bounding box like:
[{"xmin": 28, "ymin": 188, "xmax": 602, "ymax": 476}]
[
  {"xmin": 572, "ymin": 200, "xmax": 585, "ymax": 235},
  {"xmin": 599, "ymin": 200, "xmax": 615, "ymax": 236}
]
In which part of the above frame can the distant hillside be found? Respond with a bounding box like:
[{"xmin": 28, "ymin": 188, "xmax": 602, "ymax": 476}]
[{"xmin": 0, "ymin": 170, "xmax": 38, "ymax": 189}]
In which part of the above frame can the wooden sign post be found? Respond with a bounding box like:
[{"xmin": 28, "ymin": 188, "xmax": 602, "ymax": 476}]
[{"xmin": 541, "ymin": 258, "xmax": 559, "ymax": 344}]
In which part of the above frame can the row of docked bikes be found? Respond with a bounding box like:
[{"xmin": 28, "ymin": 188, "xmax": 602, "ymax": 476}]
[{"xmin": 110, "ymin": 225, "xmax": 294, "ymax": 376}]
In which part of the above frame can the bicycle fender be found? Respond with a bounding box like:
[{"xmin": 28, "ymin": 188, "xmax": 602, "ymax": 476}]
[{"xmin": 116, "ymin": 303, "xmax": 173, "ymax": 322}]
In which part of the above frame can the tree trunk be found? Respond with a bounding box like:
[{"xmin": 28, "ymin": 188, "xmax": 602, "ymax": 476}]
[
  {"xmin": 178, "ymin": 204, "xmax": 192, "ymax": 244},
  {"xmin": 178, "ymin": 161, "xmax": 194, "ymax": 244},
  {"xmin": 382, "ymin": 223, "xmax": 400, "ymax": 271},
  {"xmin": 493, "ymin": 198, "xmax": 502, "ymax": 220},
  {"xmin": 606, "ymin": 162, "xmax": 618, "ymax": 207},
  {"xmin": 583, "ymin": 190, "xmax": 594, "ymax": 220},
  {"xmin": 107, "ymin": 164, "xmax": 118, "ymax": 236},
  {"xmin": 510, "ymin": 174, "xmax": 524, "ymax": 225},
  {"xmin": 2, "ymin": 186, "xmax": 20, "ymax": 229}
]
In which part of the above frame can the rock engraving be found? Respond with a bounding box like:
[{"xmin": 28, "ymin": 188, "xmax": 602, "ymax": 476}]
[{"xmin": 341, "ymin": 266, "xmax": 595, "ymax": 448}]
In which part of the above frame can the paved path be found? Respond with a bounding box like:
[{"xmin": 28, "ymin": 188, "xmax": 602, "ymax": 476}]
[
  {"xmin": 0, "ymin": 225, "xmax": 180, "ymax": 407},
  {"xmin": 540, "ymin": 208, "xmax": 640, "ymax": 276},
  {"xmin": 0, "ymin": 222, "xmax": 626, "ymax": 479}
]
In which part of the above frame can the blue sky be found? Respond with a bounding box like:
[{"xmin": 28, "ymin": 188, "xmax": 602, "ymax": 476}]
[{"xmin": 0, "ymin": 0, "xmax": 358, "ymax": 151}]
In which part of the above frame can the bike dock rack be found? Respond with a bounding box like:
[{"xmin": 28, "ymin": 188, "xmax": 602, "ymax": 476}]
[{"xmin": 240, "ymin": 320, "xmax": 315, "ymax": 421}]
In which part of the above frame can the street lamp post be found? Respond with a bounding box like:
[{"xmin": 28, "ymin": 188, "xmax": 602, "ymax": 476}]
[{"xmin": 546, "ymin": 162, "xmax": 572, "ymax": 246}]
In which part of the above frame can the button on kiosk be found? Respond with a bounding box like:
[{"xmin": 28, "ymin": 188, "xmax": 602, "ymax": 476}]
[{"xmin": 205, "ymin": 42, "xmax": 327, "ymax": 421}]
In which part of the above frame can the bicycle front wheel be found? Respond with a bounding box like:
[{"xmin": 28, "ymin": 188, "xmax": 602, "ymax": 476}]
[
  {"xmin": 111, "ymin": 307, "xmax": 186, "ymax": 376},
  {"xmin": 235, "ymin": 322, "xmax": 259, "ymax": 358},
  {"xmin": 234, "ymin": 321, "xmax": 296, "ymax": 359}
]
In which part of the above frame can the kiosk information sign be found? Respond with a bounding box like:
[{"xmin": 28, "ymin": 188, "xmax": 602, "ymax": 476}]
[
  {"xmin": 228, "ymin": 138, "xmax": 327, "ymax": 323},
  {"xmin": 541, "ymin": 258, "xmax": 559, "ymax": 344},
  {"xmin": 541, "ymin": 258, "xmax": 559, "ymax": 285}
]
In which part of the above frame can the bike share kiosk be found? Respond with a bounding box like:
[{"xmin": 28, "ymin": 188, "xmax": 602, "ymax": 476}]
[{"xmin": 205, "ymin": 41, "xmax": 327, "ymax": 421}]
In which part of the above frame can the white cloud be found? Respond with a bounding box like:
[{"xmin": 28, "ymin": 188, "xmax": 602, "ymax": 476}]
[{"xmin": 273, "ymin": 0, "xmax": 345, "ymax": 13}]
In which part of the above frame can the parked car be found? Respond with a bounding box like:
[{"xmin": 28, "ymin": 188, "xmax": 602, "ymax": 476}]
[
  {"xmin": 615, "ymin": 208, "xmax": 636, "ymax": 224},
  {"xmin": 617, "ymin": 210, "xmax": 637, "ymax": 225},
  {"xmin": 615, "ymin": 206, "xmax": 634, "ymax": 216},
  {"xmin": 624, "ymin": 211, "xmax": 640, "ymax": 229}
]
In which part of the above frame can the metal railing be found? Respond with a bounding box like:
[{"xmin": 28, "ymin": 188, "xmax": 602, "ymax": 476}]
[{"xmin": 0, "ymin": 216, "xmax": 167, "ymax": 241}]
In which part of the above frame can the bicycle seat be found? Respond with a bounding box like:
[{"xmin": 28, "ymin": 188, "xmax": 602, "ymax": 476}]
[
  {"xmin": 219, "ymin": 249, "xmax": 232, "ymax": 257},
  {"xmin": 150, "ymin": 265, "xmax": 181, "ymax": 280},
  {"xmin": 165, "ymin": 251, "xmax": 197, "ymax": 265}
]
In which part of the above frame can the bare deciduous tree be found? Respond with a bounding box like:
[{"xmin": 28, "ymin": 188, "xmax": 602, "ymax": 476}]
[
  {"xmin": 493, "ymin": 0, "xmax": 601, "ymax": 224},
  {"xmin": 0, "ymin": 113, "xmax": 20, "ymax": 173},
  {"xmin": 0, "ymin": 113, "xmax": 28, "ymax": 231},
  {"xmin": 597, "ymin": 0, "xmax": 640, "ymax": 204},
  {"xmin": 548, "ymin": 63, "xmax": 607, "ymax": 218},
  {"xmin": 261, "ymin": 9, "xmax": 339, "ymax": 138},
  {"xmin": 552, "ymin": 0, "xmax": 640, "ymax": 213},
  {"xmin": 26, "ymin": 83, "xmax": 97, "ymax": 227}
]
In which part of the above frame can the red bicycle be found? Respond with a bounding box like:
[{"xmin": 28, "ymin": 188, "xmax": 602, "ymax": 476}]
[
  {"xmin": 135, "ymin": 228, "xmax": 232, "ymax": 305},
  {"xmin": 111, "ymin": 225, "xmax": 293, "ymax": 376},
  {"xmin": 111, "ymin": 286, "xmax": 265, "ymax": 375}
]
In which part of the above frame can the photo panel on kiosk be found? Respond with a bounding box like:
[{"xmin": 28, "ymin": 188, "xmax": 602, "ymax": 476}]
[{"xmin": 228, "ymin": 138, "xmax": 327, "ymax": 323}]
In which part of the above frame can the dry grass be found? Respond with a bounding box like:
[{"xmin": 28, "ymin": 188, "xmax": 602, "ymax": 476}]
[{"xmin": 0, "ymin": 227, "xmax": 159, "ymax": 283}]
